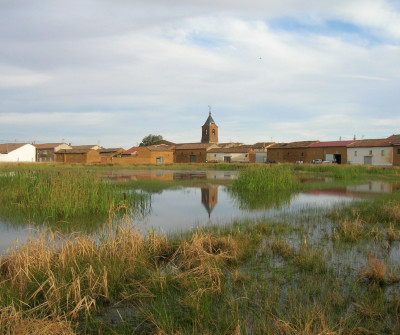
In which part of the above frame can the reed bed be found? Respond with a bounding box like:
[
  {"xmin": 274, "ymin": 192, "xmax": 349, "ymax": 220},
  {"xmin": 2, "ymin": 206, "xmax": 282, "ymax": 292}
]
[
  {"xmin": 232, "ymin": 165, "xmax": 299, "ymax": 192},
  {"xmin": 293, "ymin": 163, "xmax": 400, "ymax": 179},
  {"xmin": 0, "ymin": 167, "xmax": 149, "ymax": 223}
]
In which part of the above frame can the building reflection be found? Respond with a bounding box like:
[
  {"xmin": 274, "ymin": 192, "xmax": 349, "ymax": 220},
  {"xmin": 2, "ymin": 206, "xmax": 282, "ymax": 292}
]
[{"xmin": 201, "ymin": 185, "xmax": 219, "ymax": 218}]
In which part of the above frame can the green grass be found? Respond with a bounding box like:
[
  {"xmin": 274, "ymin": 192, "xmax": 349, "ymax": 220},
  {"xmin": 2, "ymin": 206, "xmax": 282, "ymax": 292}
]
[
  {"xmin": 232, "ymin": 164, "xmax": 300, "ymax": 193},
  {"xmin": 0, "ymin": 167, "xmax": 149, "ymax": 226}
]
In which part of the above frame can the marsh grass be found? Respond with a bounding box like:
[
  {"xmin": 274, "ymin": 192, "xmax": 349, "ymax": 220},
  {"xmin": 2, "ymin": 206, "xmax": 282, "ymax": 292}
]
[
  {"xmin": 1, "ymin": 215, "xmax": 400, "ymax": 333},
  {"xmin": 0, "ymin": 167, "xmax": 149, "ymax": 224},
  {"xmin": 232, "ymin": 164, "xmax": 299, "ymax": 193}
]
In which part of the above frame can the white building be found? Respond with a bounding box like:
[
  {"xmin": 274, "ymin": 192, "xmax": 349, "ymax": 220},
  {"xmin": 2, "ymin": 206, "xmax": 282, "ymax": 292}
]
[
  {"xmin": 207, "ymin": 145, "xmax": 253, "ymax": 163},
  {"xmin": 347, "ymin": 139, "xmax": 392, "ymax": 165},
  {"xmin": 0, "ymin": 143, "xmax": 36, "ymax": 162}
]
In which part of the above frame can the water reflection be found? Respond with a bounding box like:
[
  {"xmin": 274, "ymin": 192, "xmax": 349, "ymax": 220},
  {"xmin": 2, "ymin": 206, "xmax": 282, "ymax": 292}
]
[
  {"xmin": 102, "ymin": 169, "xmax": 238, "ymax": 182},
  {"xmin": 1, "ymin": 176, "xmax": 399, "ymax": 252}
]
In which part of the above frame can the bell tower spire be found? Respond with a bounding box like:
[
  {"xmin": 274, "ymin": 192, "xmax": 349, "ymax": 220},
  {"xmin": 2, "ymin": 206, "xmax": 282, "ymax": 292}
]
[{"xmin": 201, "ymin": 107, "xmax": 218, "ymax": 143}]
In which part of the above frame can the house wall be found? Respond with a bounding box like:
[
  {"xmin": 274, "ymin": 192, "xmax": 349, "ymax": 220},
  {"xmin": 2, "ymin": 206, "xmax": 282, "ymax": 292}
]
[
  {"xmin": 267, "ymin": 148, "xmax": 311, "ymax": 163},
  {"xmin": 254, "ymin": 153, "xmax": 267, "ymax": 163},
  {"xmin": 37, "ymin": 148, "xmax": 55, "ymax": 162},
  {"xmin": 347, "ymin": 147, "xmax": 393, "ymax": 165},
  {"xmin": 307, "ymin": 147, "xmax": 348, "ymax": 164},
  {"xmin": 112, "ymin": 148, "xmax": 173, "ymax": 164},
  {"xmin": 206, "ymin": 152, "xmax": 250, "ymax": 163},
  {"xmin": 393, "ymin": 146, "xmax": 400, "ymax": 166},
  {"xmin": 55, "ymin": 150, "xmax": 101, "ymax": 164},
  {"xmin": 175, "ymin": 149, "xmax": 207, "ymax": 163},
  {"xmin": 0, "ymin": 144, "xmax": 36, "ymax": 162}
]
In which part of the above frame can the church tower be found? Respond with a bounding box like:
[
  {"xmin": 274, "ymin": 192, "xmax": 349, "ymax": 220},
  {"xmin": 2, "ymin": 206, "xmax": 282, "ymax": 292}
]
[{"xmin": 201, "ymin": 109, "xmax": 218, "ymax": 144}]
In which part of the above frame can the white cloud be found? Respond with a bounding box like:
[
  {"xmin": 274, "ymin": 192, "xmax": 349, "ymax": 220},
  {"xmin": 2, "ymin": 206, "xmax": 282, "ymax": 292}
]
[{"xmin": 0, "ymin": 1, "xmax": 399, "ymax": 146}]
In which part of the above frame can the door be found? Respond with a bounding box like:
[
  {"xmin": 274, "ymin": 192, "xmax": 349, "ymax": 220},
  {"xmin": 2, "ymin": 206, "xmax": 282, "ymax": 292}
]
[
  {"xmin": 364, "ymin": 156, "xmax": 372, "ymax": 165},
  {"xmin": 190, "ymin": 155, "xmax": 196, "ymax": 163},
  {"xmin": 224, "ymin": 156, "xmax": 231, "ymax": 163}
]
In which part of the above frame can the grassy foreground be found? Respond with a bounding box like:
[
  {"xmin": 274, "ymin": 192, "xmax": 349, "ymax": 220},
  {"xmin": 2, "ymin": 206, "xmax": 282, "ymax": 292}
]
[{"xmin": 2, "ymin": 198, "xmax": 400, "ymax": 334}]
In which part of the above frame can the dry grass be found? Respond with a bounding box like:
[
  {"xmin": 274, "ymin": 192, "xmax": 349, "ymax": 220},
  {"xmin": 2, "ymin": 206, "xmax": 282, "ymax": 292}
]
[
  {"xmin": 0, "ymin": 305, "xmax": 75, "ymax": 335},
  {"xmin": 333, "ymin": 217, "xmax": 364, "ymax": 242},
  {"xmin": 359, "ymin": 254, "xmax": 387, "ymax": 285}
]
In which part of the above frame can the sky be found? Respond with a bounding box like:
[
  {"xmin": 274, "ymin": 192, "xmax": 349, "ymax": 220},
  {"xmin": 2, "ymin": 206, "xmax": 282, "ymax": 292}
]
[{"xmin": 0, "ymin": 0, "xmax": 399, "ymax": 148}]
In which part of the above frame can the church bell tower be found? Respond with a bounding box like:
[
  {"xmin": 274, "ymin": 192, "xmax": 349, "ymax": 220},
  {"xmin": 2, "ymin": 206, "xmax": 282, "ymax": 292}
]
[{"xmin": 201, "ymin": 108, "xmax": 218, "ymax": 144}]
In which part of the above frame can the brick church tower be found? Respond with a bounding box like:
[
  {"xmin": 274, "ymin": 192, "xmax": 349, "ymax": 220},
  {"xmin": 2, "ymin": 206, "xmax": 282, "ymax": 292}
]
[{"xmin": 201, "ymin": 110, "xmax": 218, "ymax": 144}]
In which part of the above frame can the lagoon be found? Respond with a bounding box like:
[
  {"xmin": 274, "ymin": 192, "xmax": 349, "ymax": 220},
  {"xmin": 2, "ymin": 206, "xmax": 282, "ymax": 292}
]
[{"xmin": 1, "ymin": 169, "xmax": 399, "ymax": 252}]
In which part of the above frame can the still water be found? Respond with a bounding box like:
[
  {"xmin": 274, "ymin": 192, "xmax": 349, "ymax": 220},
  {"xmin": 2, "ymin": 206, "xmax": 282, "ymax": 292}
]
[{"xmin": 1, "ymin": 170, "xmax": 399, "ymax": 252}]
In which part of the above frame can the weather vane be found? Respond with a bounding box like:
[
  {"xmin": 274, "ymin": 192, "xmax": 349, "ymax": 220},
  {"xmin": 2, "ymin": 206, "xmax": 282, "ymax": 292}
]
[{"xmin": 208, "ymin": 105, "xmax": 212, "ymax": 114}]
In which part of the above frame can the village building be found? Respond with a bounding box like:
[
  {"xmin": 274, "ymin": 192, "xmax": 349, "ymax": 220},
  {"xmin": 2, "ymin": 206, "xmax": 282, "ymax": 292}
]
[
  {"xmin": 386, "ymin": 134, "xmax": 400, "ymax": 166},
  {"xmin": 251, "ymin": 142, "xmax": 275, "ymax": 163},
  {"xmin": 174, "ymin": 143, "xmax": 219, "ymax": 163},
  {"xmin": 34, "ymin": 143, "xmax": 72, "ymax": 162},
  {"xmin": 98, "ymin": 148, "xmax": 125, "ymax": 163},
  {"xmin": 0, "ymin": 143, "xmax": 36, "ymax": 162},
  {"xmin": 207, "ymin": 145, "xmax": 254, "ymax": 163},
  {"xmin": 308, "ymin": 140, "xmax": 355, "ymax": 164},
  {"xmin": 55, "ymin": 148, "xmax": 101, "ymax": 164},
  {"xmin": 267, "ymin": 141, "xmax": 319, "ymax": 163},
  {"xmin": 113, "ymin": 144, "xmax": 174, "ymax": 164},
  {"xmin": 347, "ymin": 138, "xmax": 393, "ymax": 166}
]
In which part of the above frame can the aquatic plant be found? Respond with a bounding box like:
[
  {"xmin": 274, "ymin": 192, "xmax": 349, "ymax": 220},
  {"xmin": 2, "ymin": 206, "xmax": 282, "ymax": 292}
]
[
  {"xmin": 232, "ymin": 165, "xmax": 299, "ymax": 192},
  {"xmin": 0, "ymin": 167, "xmax": 149, "ymax": 223}
]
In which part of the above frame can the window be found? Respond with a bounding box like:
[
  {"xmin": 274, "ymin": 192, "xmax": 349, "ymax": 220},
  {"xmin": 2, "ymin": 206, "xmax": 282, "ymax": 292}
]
[
  {"xmin": 398, "ymin": 148, "xmax": 400, "ymax": 154},
  {"xmin": 205, "ymin": 129, "xmax": 208, "ymax": 135},
  {"xmin": 369, "ymin": 150, "xmax": 373, "ymax": 155},
  {"xmin": 214, "ymin": 154, "xmax": 216, "ymax": 157},
  {"xmin": 354, "ymin": 151, "xmax": 357, "ymax": 157},
  {"xmin": 212, "ymin": 129, "xmax": 215, "ymax": 135},
  {"xmin": 381, "ymin": 150, "xmax": 385, "ymax": 156},
  {"xmin": 301, "ymin": 152, "xmax": 304, "ymax": 157}
]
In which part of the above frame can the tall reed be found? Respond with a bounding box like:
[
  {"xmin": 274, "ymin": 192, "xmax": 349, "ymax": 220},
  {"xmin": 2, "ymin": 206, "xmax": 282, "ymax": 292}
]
[
  {"xmin": 232, "ymin": 165, "xmax": 299, "ymax": 192},
  {"xmin": 0, "ymin": 168, "xmax": 149, "ymax": 222}
]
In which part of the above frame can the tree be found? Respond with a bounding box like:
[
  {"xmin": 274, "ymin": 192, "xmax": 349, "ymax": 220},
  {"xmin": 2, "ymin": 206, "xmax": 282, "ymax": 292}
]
[{"xmin": 139, "ymin": 134, "xmax": 164, "ymax": 147}]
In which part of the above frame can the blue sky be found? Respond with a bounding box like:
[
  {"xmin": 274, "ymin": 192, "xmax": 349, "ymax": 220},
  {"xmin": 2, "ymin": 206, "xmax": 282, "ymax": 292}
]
[{"xmin": 0, "ymin": 0, "xmax": 399, "ymax": 148}]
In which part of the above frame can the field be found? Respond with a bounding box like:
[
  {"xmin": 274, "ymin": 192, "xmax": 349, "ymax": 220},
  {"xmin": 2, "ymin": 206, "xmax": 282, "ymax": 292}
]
[{"xmin": 1, "ymin": 163, "xmax": 400, "ymax": 334}]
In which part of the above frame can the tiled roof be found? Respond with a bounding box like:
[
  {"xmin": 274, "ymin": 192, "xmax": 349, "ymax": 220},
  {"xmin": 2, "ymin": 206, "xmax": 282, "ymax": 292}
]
[
  {"xmin": 309, "ymin": 140, "xmax": 355, "ymax": 148},
  {"xmin": 146, "ymin": 145, "xmax": 174, "ymax": 152},
  {"xmin": 175, "ymin": 143, "xmax": 218, "ymax": 150},
  {"xmin": 386, "ymin": 134, "xmax": 400, "ymax": 144},
  {"xmin": 72, "ymin": 145, "xmax": 102, "ymax": 150},
  {"xmin": 251, "ymin": 142, "xmax": 275, "ymax": 149},
  {"xmin": 218, "ymin": 142, "xmax": 244, "ymax": 148},
  {"xmin": 57, "ymin": 149, "xmax": 94, "ymax": 154},
  {"xmin": 0, "ymin": 143, "xmax": 27, "ymax": 154},
  {"xmin": 347, "ymin": 139, "xmax": 391, "ymax": 148},
  {"xmin": 208, "ymin": 145, "xmax": 254, "ymax": 153},
  {"xmin": 99, "ymin": 148, "xmax": 124, "ymax": 156},
  {"xmin": 270, "ymin": 141, "xmax": 319, "ymax": 149},
  {"xmin": 123, "ymin": 146, "xmax": 140, "ymax": 155},
  {"xmin": 34, "ymin": 143, "xmax": 67, "ymax": 149}
]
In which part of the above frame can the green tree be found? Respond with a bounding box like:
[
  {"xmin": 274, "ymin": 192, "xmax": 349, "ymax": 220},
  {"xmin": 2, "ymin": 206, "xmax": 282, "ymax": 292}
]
[{"xmin": 139, "ymin": 134, "xmax": 164, "ymax": 146}]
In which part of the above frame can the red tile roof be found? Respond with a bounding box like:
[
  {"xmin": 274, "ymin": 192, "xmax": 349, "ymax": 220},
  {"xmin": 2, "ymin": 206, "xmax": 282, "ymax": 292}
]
[
  {"xmin": 34, "ymin": 143, "xmax": 67, "ymax": 149},
  {"xmin": 270, "ymin": 141, "xmax": 319, "ymax": 149},
  {"xmin": 0, "ymin": 143, "xmax": 28, "ymax": 154},
  {"xmin": 208, "ymin": 145, "xmax": 254, "ymax": 153},
  {"xmin": 175, "ymin": 143, "xmax": 218, "ymax": 150},
  {"xmin": 347, "ymin": 139, "xmax": 391, "ymax": 148},
  {"xmin": 386, "ymin": 134, "xmax": 400, "ymax": 144},
  {"xmin": 123, "ymin": 146, "xmax": 140, "ymax": 155},
  {"xmin": 309, "ymin": 140, "xmax": 355, "ymax": 148}
]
